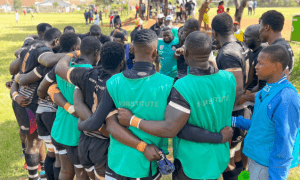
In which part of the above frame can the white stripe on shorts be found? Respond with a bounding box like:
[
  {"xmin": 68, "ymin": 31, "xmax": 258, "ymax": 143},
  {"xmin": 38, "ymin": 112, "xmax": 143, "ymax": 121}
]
[
  {"xmin": 58, "ymin": 149, "xmax": 67, "ymax": 155},
  {"xmin": 74, "ymin": 164, "xmax": 84, "ymax": 169},
  {"xmin": 85, "ymin": 166, "xmax": 94, "ymax": 172},
  {"xmin": 27, "ymin": 165, "xmax": 39, "ymax": 170}
]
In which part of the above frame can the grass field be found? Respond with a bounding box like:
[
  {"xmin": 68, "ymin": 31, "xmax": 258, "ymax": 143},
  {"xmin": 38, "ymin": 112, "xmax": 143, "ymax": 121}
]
[{"xmin": 0, "ymin": 7, "xmax": 300, "ymax": 180}]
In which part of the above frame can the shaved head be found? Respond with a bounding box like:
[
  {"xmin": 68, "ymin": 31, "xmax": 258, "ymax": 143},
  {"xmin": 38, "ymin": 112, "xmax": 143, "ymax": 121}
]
[
  {"xmin": 244, "ymin": 24, "xmax": 260, "ymax": 38},
  {"xmin": 185, "ymin": 31, "xmax": 212, "ymax": 56}
]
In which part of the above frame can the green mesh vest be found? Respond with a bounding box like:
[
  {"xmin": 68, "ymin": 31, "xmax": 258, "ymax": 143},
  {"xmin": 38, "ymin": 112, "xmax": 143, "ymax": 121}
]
[
  {"xmin": 173, "ymin": 70, "xmax": 236, "ymax": 179},
  {"xmin": 106, "ymin": 72, "xmax": 174, "ymax": 178},
  {"xmin": 51, "ymin": 59, "xmax": 92, "ymax": 146}
]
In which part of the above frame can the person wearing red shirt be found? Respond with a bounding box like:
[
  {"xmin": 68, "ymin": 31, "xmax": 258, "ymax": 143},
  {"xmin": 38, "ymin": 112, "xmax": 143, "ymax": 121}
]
[
  {"xmin": 135, "ymin": 4, "xmax": 139, "ymax": 18},
  {"xmin": 110, "ymin": 14, "xmax": 114, "ymax": 29},
  {"xmin": 217, "ymin": 1, "xmax": 225, "ymax": 14}
]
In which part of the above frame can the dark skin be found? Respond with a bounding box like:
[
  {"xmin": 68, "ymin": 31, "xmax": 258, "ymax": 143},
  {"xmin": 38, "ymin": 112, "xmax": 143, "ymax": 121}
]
[
  {"xmin": 237, "ymin": 25, "xmax": 262, "ymax": 105},
  {"xmin": 259, "ymin": 21, "xmax": 289, "ymax": 79},
  {"xmin": 15, "ymin": 39, "xmax": 80, "ymax": 86},
  {"xmin": 212, "ymin": 30, "xmax": 244, "ymax": 106},
  {"xmin": 118, "ymin": 41, "xmax": 234, "ymax": 141},
  {"xmin": 175, "ymin": 22, "xmax": 198, "ymax": 60},
  {"xmin": 255, "ymin": 53, "xmax": 285, "ymax": 84},
  {"xmin": 37, "ymin": 77, "xmax": 52, "ymax": 99},
  {"xmin": 156, "ymin": 30, "xmax": 175, "ymax": 71},
  {"xmin": 9, "ymin": 57, "xmax": 21, "ymax": 75},
  {"xmin": 10, "ymin": 81, "xmax": 30, "ymax": 107},
  {"xmin": 112, "ymin": 26, "xmax": 128, "ymax": 41},
  {"xmin": 39, "ymin": 37, "xmax": 81, "ymax": 67}
]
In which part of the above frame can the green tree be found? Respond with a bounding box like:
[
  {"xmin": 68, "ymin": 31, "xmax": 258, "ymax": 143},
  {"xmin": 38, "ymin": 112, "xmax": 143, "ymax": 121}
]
[
  {"xmin": 277, "ymin": 0, "xmax": 284, "ymax": 6},
  {"xmin": 30, "ymin": 5, "xmax": 36, "ymax": 9},
  {"xmin": 13, "ymin": 0, "xmax": 22, "ymax": 10},
  {"xmin": 78, "ymin": 3, "xmax": 88, "ymax": 9},
  {"xmin": 53, "ymin": 2, "xmax": 59, "ymax": 8},
  {"xmin": 290, "ymin": 0, "xmax": 298, "ymax": 7}
]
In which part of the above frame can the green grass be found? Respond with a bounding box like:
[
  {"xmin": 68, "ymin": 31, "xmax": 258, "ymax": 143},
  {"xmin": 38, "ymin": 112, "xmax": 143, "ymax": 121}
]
[{"xmin": 0, "ymin": 8, "xmax": 300, "ymax": 179}]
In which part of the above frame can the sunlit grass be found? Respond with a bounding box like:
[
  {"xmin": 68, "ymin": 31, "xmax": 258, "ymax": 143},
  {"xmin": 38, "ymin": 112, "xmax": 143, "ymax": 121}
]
[{"xmin": 0, "ymin": 8, "xmax": 299, "ymax": 179}]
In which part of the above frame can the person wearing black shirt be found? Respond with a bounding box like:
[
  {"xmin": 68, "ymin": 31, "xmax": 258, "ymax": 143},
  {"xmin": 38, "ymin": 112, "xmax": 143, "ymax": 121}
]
[
  {"xmin": 150, "ymin": 14, "xmax": 165, "ymax": 38},
  {"xmin": 211, "ymin": 13, "xmax": 251, "ymax": 180},
  {"xmin": 55, "ymin": 42, "xmax": 124, "ymax": 179},
  {"xmin": 78, "ymin": 25, "xmax": 111, "ymax": 45},
  {"xmin": 11, "ymin": 28, "xmax": 62, "ymax": 180},
  {"xmin": 259, "ymin": 10, "xmax": 294, "ymax": 79},
  {"xmin": 174, "ymin": 19, "xmax": 200, "ymax": 80},
  {"xmin": 77, "ymin": 29, "xmax": 233, "ymax": 179},
  {"xmin": 110, "ymin": 15, "xmax": 129, "ymax": 41},
  {"xmin": 236, "ymin": 25, "xmax": 267, "ymax": 114}
]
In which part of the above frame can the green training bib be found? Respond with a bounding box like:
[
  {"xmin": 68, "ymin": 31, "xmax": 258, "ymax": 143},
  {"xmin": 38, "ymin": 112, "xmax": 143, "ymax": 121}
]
[
  {"xmin": 106, "ymin": 72, "xmax": 174, "ymax": 178},
  {"xmin": 174, "ymin": 70, "xmax": 236, "ymax": 179},
  {"xmin": 51, "ymin": 59, "xmax": 92, "ymax": 146}
]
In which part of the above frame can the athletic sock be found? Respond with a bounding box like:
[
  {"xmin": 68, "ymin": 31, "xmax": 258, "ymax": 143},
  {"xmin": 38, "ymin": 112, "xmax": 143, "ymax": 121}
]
[
  {"xmin": 222, "ymin": 164, "xmax": 243, "ymax": 180},
  {"xmin": 25, "ymin": 153, "xmax": 40, "ymax": 180},
  {"xmin": 22, "ymin": 143, "xmax": 26, "ymax": 157},
  {"xmin": 53, "ymin": 166, "xmax": 61, "ymax": 180},
  {"xmin": 44, "ymin": 155, "xmax": 55, "ymax": 180},
  {"xmin": 235, "ymin": 160, "xmax": 243, "ymax": 173},
  {"xmin": 40, "ymin": 160, "xmax": 45, "ymax": 171}
]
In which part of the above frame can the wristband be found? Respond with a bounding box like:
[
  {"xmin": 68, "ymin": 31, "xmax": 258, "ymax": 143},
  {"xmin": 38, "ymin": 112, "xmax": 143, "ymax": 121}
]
[
  {"xmin": 136, "ymin": 141, "xmax": 147, "ymax": 153},
  {"xmin": 66, "ymin": 53, "xmax": 74, "ymax": 58},
  {"xmin": 130, "ymin": 116, "xmax": 142, "ymax": 129},
  {"xmin": 64, "ymin": 103, "xmax": 75, "ymax": 114},
  {"xmin": 12, "ymin": 91, "xmax": 19, "ymax": 101},
  {"xmin": 76, "ymin": 50, "xmax": 81, "ymax": 57},
  {"xmin": 175, "ymin": 52, "xmax": 180, "ymax": 56}
]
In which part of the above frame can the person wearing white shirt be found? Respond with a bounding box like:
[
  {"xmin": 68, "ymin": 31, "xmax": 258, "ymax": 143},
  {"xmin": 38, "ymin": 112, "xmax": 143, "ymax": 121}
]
[
  {"xmin": 248, "ymin": 0, "xmax": 254, "ymax": 16},
  {"xmin": 15, "ymin": 11, "xmax": 19, "ymax": 23}
]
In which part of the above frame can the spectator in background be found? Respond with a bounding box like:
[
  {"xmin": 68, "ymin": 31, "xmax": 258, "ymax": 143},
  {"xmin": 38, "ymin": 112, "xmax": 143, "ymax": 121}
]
[
  {"xmin": 104, "ymin": 9, "xmax": 107, "ymax": 17},
  {"xmin": 248, "ymin": 0, "xmax": 254, "ymax": 16},
  {"xmin": 135, "ymin": 4, "xmax": 139, "ymax": 18},
  {"xmin": 89, "ymin": 10, "xmax": 93, "ymax": 23},
  {"xmin": 110, "ymin": 13, "xmax": 114, "ymax": 29},
  {"xmin": 226, "ymin": 8, "xmax": 230, "ymax": 15},
  {"xmin": 141, "ymin": 3, "xmax": 146, "ymax": 18},
  {"xmin": 84, "ymin": 10, "xmax": 89, "ymax": 25},
  {"xmin": 99, "ymin": 11, "xmax": 103, "ymax": 25},
  {"xmin": 94, "ymin": 12, "xmax": 99, "ymax": 25},
  {"xmin": 233, "ymin": 21, "xmax": 244, "ymax": 42},
  {"xmin": 217, "ymin": 1, "xmax": 224, "ymax": 14},
  {"xmin": 15, "ymin": 11, "xmax": 19, "ymax": 23},
  {"xmin": 253, "ymin": 0, "xmax": 257, "ymax": 15},
  {"xmin": 190, "ymin": 0, "xmax": 196, "ymax": 18}
]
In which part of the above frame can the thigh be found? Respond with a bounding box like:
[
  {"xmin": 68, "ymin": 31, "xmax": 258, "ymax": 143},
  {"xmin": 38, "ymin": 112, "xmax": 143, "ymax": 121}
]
[
  {"xmin": 65, "ymin": 145, "xmax": 81, "ymax": 168},
  {"xmin": 78, "ymin": 133, "xmax": 93, "ymax": 170},
  {"xmin": 248, "ymin": 159, "xmax": 269, "ymax": 180},
  {"xmin": 13, "ymin": 101, "xmax": 31, "ymax": 135}
]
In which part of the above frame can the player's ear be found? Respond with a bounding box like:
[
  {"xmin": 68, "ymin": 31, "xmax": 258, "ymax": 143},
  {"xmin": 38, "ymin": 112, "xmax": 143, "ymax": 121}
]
[
  {"xmin": 55, "ymin": 38, "xmax": 59, "ymax": 46},
  {"xmin": 264, "ymin": 24, "xmax": 270, "ymax": 32},
  {"xmin": 152, "ymin": 48, "xmax": 157, "ymax": 59},
  {"xmin": 94, "ymin": 49, "xmax": 100, "ymax": 57}
]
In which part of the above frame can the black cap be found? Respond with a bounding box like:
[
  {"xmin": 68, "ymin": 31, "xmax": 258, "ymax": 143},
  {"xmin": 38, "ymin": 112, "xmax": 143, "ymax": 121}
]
[{"xmin": 114, "ymin": 15, "xmax": 121, "ymax": 24}]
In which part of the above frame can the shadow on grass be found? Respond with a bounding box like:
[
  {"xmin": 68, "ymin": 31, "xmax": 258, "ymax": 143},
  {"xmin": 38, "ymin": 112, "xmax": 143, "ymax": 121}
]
[{"xmin": 0, "ymin": 119, "xmax": 27, "ymax": 179}]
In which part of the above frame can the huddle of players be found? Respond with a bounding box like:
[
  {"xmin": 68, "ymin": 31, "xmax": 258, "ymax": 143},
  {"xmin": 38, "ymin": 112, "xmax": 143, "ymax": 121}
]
[{"xmin": 7, "ymin": 9, "xmax": 299, "ymax": 180}]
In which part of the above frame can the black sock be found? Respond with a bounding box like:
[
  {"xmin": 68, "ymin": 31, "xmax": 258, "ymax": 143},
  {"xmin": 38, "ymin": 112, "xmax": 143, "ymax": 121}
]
[
  {"xmin": 25, "ymin": 153, "xmax": 39, "ymax": 180},
  {"xmin": 22, "ymin": 143, "xmax": 26, "ymax": 156},
  {"xmin": 222, "ymin": 166, "xmax": 243, "ymax": 180},
  {"xmin": 45, "ymin": 155, "xmax": 55, "ymax": 180},
  {"xmin": 53, "ymin": 166, "xmax": 61, "ymax": 180},
  {"xmin": 40, "ymin": 160, "xmax": 45, "ymax": 171},
  {"xmin": 235, "ymin": 160, "xmax": 243, "ymax": 173}
]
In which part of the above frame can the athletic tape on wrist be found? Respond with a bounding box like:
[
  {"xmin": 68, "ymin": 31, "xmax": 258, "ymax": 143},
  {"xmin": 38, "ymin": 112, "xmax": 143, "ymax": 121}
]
[
  {"xmin": 130, "ymin": 116, "xmax": 142, "ymax": 129},
  {"xmin": 66, "ymin": 53, "xmax": 74, "ymax": 58},
  {"xmin": 136, "ymin": 141, "xmax": 147, "ymax": 153},
  {"xmin": 12, "ymin": 91, "xmax": 19, "ymax": 101},
  {"xmin": 76, "ymin": 50, "xmax": 81, "ymax": 57},
  {"xmin": 175, "ymin": 52, "xmax": 180, "ymax": 56},
  {"xmin": 68, "ymin": 105, "xmax": 75, "ymax": 114},
  {"xmin": 48, "ymin": 84, "xmax": 60, "ymax": 101}
]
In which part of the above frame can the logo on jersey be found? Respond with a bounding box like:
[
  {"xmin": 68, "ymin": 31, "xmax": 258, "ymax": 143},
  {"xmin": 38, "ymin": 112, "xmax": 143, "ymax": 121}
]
[
  {"xmin": 171, "ymin": 46, "xmax": 176, "ymax": 51},
  {"xmin": 160, "ymin": 45, "xmax": 164, "ymax": 50}
]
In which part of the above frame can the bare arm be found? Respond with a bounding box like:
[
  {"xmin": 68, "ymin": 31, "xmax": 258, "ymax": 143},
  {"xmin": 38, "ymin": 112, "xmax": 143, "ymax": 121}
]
[
  {"xmin": 37, "ymin": 77, "xmax": 52, "ymax": 99},
  {"xmin": 119, "ymin": 106, "xmax": 190, "ymax": 138},
  {"xmin": 39, "ymin": 53, "xmax": 66, "ymax": 67},
  {"xmin": 10, "ymin": 58, "xmax": 21, "ymax": 75},
  {"xmin": 226, "ymin": 69, "xmax": 244, "ymax": 106},
  {"xmin": 74, "ymin": 87, "xmax": 92, "ymax": 120},
  {"xmin": 106, "ymin": 114, "xmax": 161, "ymax": 161},
  {"xmin": 48, "ymin": 83, "xmax": 78, "ymax": 117},
  {"xmin": 55, "ymin": 55, "xmax": 73, "ymax": 82},
  {"xmin": 15, "ymin": 68, "xmax": 42, "ymax": 86},
  {"xmin": 15, "ymin": 48, "xmax": 25, "ymax": 58}
]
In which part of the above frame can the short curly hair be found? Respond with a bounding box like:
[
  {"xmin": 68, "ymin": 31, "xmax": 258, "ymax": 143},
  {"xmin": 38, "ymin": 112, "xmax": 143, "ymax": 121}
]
[
  {"xmin": 260, "ymin": 10, "xmax": 284, "ymax": 32},
  {"xmin": 100, "ymin": 41, "xmax": 125, "ymax": 70},
  {"xmin": 59, "ymin": 33, "xmax": 79, "ymax": 52},
  {"xmin": 211, "ymin": 13, "xmax": 233, "ymax": 37},
  {"xmin": 261, "ymin": 45, "xmax": 289, "ymax": 70}
]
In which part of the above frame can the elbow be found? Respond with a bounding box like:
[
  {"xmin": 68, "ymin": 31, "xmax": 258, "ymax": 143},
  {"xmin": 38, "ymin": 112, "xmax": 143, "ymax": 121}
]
[{"xmin": 161, "ymin": 126, "xmax": 177, "ymax": 138}]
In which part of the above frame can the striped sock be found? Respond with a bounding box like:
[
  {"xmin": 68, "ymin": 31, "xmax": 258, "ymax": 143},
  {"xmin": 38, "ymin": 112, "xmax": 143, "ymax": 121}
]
[{"xmin": 25, "ymin": 153, "xmax": 39, "ymax": 180}]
